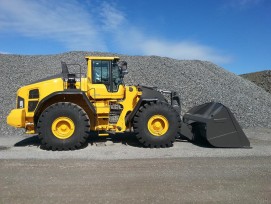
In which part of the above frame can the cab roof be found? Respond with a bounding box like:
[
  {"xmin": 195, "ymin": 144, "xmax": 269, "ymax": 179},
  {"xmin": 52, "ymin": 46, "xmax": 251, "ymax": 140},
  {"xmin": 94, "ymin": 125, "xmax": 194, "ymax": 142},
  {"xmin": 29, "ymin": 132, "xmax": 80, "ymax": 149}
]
[{"xmin": 85, "ymin": 56, "xmax": 120, "ymax": 61}]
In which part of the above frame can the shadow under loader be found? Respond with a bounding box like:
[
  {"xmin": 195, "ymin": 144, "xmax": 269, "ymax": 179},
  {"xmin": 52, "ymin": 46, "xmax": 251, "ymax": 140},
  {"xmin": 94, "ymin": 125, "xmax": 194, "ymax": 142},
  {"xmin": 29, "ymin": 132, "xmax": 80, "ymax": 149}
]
[{"xmin": 180, "ymin": 102, "xmax": 250, "ymax": 148}]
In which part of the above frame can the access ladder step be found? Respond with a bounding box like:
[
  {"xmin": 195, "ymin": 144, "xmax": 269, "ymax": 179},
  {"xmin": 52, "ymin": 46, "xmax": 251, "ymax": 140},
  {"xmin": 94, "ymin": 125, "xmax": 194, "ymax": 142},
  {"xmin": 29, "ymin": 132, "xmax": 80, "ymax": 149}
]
[{"xmin": 98, "ymin": 133, "xmax": 109, "ymax": 137}]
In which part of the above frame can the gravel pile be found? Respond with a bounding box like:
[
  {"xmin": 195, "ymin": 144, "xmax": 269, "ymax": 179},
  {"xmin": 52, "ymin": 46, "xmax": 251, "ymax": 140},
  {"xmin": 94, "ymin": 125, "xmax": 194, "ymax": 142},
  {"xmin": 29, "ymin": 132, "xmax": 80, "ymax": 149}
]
[
  {"xmin": 240, "ymin": 70, "xmax": 271, "ymax": 94},
  {"xmin": 1, "ymin": 51, "xmax": 271, "ymax": 136}
]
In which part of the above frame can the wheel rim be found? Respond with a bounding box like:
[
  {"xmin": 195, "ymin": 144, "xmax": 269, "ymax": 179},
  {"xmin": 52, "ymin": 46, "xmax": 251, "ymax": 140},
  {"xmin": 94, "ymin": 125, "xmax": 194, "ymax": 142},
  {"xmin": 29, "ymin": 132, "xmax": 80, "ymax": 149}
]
[
  {"xmin": 147, "ymin": 115, "xmax": 169, "ymax": 136},
  {"xmin": 51, "ymin": 117, "xmax": 75, "ymax": 139}
]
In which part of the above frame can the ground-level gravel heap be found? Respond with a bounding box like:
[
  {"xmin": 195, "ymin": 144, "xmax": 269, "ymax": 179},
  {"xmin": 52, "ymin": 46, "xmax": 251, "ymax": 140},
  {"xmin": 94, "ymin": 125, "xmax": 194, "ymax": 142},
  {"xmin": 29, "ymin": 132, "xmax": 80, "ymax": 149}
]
[{"xmin": 1, "ymin": 51, "xmax": 271, "ymax": 136}]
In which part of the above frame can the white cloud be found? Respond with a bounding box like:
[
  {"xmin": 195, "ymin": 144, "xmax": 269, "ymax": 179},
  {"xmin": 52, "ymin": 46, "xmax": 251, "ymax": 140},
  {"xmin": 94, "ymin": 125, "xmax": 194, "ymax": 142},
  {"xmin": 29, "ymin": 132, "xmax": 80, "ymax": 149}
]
[
  {"xmin": 99, "ymin": 2, "xmax": 232, "ymax": 63},
  {"xmin": 0, "ymin": 51, "xmax": 9, "ymax": 54},
  {"xmin": 100, "ymin": 2, "xmax": 125, "ymax": 31},
  {"xmin": 0, "ymin": 0, "xmax": 106, "ymax": 51},
  {"xmin": 139, "ymin": 40, "xmax": 232, "ymax": 63},
  {"xmin": 0, "ymin": 0, "xmax": 232, "ymax": 63}
]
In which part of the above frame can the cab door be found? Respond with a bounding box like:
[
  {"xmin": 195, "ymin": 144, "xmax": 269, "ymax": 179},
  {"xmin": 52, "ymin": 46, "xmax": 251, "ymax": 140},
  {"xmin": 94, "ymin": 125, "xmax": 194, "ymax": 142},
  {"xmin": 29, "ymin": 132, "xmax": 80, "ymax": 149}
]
[{"xmin": 88, "ymin": 60, "xmax": 125, "ymax": 99}]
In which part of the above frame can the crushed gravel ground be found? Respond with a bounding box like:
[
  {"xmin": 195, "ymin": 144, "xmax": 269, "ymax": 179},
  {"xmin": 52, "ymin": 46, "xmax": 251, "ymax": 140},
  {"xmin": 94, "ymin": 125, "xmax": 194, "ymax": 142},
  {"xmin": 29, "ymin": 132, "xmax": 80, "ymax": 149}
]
[
  {"xmin": 1, "ymin": 157, "xmax": 270, "ymax": 204},
  {"xmin": 0, "ymin": 128, "xmax": 270, "ymax": 160},
  {"xmin": 0, "ymin": 128, "xmax": 270, "ymax": 203},
  {"xmin": 1, "ymin": 51, "xmax": 271, "ymax": 137}
]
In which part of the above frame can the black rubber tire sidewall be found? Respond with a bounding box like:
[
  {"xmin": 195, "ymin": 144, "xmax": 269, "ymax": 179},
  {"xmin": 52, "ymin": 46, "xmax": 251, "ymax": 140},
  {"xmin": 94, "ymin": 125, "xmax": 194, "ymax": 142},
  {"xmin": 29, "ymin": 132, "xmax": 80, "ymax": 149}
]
[
  {"xmin": 133, "ymin": 102, "xmax": 180, "ymax": 147},
  {"xmin": 37, "ymin": 102, "xmax": 89, "ymax": 150}
]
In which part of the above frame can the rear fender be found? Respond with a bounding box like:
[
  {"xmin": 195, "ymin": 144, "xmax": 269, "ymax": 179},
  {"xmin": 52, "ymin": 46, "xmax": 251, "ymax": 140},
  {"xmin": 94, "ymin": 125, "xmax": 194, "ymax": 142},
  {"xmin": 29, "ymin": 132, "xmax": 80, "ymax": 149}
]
[{"xmin": 34, "ymin": 91, "xmax": 96, "ymax": 127}]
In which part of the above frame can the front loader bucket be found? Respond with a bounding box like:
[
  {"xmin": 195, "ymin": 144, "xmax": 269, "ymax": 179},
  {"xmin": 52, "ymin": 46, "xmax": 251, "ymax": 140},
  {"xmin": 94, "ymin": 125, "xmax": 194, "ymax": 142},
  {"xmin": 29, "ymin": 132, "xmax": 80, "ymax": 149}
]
[{"xmin": 181, "ymin": 102, "xmax": 250, "ymax": 148}]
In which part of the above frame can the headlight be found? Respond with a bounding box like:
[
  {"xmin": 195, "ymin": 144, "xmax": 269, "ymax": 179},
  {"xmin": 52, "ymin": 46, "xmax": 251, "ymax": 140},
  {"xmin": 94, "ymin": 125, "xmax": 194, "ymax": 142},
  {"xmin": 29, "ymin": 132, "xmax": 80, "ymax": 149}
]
[{"xmin": 17, "ymin": 96, "xmax": 25, "ymax": 108}]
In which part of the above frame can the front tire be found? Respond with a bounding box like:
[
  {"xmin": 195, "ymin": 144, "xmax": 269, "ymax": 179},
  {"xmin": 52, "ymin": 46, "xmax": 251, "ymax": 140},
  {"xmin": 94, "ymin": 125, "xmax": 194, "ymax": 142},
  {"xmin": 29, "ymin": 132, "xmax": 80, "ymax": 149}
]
[
  {"xmin": 133, "ymin": 102, "xmax": 181, "ymax": 148},
  {"xmin": 37, "ymin": 102, "xmax": 90, "ymax": 150}
]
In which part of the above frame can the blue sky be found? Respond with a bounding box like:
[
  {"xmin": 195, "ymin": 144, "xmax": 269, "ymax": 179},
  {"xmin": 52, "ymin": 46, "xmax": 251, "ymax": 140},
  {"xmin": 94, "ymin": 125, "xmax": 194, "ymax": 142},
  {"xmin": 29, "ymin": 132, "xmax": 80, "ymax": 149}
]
[{"xmin": 0, "ymin": 0, "xmax": 270, "ymax": 74}]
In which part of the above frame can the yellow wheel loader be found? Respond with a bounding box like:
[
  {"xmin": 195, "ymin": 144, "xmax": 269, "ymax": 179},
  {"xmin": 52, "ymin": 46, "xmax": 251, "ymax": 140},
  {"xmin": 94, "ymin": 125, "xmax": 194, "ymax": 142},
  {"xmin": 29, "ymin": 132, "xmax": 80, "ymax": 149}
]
[{"xmin": 7, "ymin": 56, "xmax": 250, "ymax": 150}]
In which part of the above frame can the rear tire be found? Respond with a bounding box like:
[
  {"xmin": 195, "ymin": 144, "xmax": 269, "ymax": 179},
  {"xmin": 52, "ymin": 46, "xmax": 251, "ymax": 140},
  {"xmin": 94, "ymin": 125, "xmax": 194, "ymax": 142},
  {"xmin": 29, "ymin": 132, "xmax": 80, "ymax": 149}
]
[
  {"xmin": 133, "ymin": 102, "xmax": 181, "ymax": 148},
  {"xmin": 37, "ymin": 102, "xmax": 90, "ymax": 150}
]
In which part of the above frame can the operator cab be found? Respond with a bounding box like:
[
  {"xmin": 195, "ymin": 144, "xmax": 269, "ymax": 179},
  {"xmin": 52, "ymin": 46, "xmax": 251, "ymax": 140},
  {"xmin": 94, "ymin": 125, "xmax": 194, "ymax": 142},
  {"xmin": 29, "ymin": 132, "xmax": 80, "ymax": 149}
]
[
  {"xmin": 92, "ymin": 60, "xmax": 124, "ymax": 92},
  {"xmin": 86, "ymin": 56, "xmax": 128, "ymax": 99}
]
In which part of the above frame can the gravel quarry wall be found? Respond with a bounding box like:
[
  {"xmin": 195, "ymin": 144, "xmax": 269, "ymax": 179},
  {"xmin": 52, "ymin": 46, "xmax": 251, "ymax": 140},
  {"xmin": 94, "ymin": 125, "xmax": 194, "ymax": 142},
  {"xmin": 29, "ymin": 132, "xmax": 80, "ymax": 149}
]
[{"xmin": 1, "ymin": 51, "xmax": 271, "ymax": 136}]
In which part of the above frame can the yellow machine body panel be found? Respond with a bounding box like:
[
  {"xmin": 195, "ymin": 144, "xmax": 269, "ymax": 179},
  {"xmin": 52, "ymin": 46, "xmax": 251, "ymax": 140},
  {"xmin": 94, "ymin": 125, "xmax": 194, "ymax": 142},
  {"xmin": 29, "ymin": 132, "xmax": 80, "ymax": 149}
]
[
  {"xmin": 7, "ymin": 109, "xmax": 26, "ymax": 128},
  {"xmin": 7, "ymin": 78, "xmax": 65, "ymax": 133},
  {"xmin": 88, "ymin": 84, "xmax": 125, "ymax": 99},
  {"xmin": 115, "ymin": 86, "xmax": 141, "ymax": 132},
  {"xmin": 17, "ymin": 78, "xmax": 64, "ymax": 114},
  {"xmin": 91, "ymin": 85, "xmax": 141, "ymax": 132}
]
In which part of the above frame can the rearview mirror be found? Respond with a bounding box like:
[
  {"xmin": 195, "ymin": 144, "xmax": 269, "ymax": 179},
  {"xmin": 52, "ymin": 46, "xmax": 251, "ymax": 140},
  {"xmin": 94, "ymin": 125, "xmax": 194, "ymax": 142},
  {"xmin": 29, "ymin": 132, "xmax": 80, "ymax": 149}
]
[
  {"xmin": 119, "ymin": 61, "xmax": 127, "ymax": 70},
  {"xmin": 118, "ymin": 61, "xmax": 128, "ymax": 76}
]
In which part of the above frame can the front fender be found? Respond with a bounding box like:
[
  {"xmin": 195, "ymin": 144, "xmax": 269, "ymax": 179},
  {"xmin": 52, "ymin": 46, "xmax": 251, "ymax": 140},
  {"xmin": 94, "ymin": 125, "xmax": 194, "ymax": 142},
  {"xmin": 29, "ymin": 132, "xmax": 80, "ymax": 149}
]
[{"xmin": 125, "ymin": 86, "xmax": 168, "ymax": 125}]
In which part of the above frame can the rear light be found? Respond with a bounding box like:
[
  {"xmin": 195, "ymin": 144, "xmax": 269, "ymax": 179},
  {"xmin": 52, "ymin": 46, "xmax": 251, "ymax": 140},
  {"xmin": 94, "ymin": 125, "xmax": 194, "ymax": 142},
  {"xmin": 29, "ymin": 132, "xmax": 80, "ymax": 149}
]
[{"xmin": 17, "ymin": 96, "xmax": 24, "ymax": 108}]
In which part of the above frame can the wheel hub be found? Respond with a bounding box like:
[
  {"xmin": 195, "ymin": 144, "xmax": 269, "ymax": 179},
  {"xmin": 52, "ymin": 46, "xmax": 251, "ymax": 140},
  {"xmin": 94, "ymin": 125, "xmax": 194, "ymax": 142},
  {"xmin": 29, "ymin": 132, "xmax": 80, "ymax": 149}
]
[
  {"xmin": 51, "ymin": 117, "xmax": 75, "ymax": 139},
  {"xmin": 147, "ymin": 115, "xmax": 169, "ymax": 136}
]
